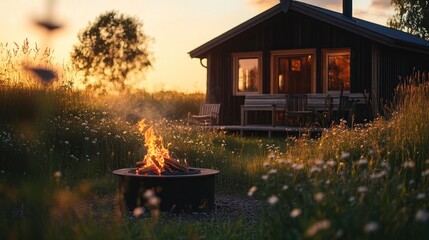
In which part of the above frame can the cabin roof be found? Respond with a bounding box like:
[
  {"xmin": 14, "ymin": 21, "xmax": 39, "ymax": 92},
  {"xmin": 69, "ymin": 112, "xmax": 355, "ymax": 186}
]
[{"xmin": 189, "ymin": 1, "xmax": 429, "ymax": 58}]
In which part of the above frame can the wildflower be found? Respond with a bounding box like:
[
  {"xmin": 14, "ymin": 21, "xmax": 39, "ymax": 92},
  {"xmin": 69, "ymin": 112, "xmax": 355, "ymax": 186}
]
[
  {"xmin": 314, "ymin": 192, "xmax": 324, "ymax": 202},
  {"xmin": 341, "ymin": 151, "xmax": 350, "ymax": 159},
  {"xmin": 417, "ymin": 193, "xmax": 426, "ymax": 200},
  {"xmin": 148, "ymin": 196, "xmax": 160, "ymax": 207},
  {"xmin": 290, "ymin": 208, "xmax": 302, "ymax": 218},
  {"xmin": 277, "ymin": 158, "xmax": 287, "ymax": 164},
  {"xmin": 263, "ymin": 162, "xmax": 270, "ymax": 168},
  {"xmin": 355, "ymin": 158, "xmax": 368, "ymax": 165},
  {"xmin": 422, "ymin": 169, "xmax": 429, "ymax": 177},
  {"xmin": 247, "ymin": 186, "xmax": 257, "ymax": 197},
  {"xmin": 310, "ymin": 166, "xmax": 321, "ymax": 173},
  {"xmin": 84, "ymin": 137, "xmax": 89, "ymax": 141},
  {"xmin": 403, "ymin": 160, "xmax": 415, "ymax": 168},
  {"xmin": 267, "ymin": 195, "xmax": 279, "ymax": 206},
  {"xmin": 326, "ymin": 159, "xmax": 336, "ymax": 167},
  {"xmin": 357, "ymin": 186, "xmax": 368, "ymax": 193},
  {"xmin": 364, "ymin": 221, "xmax": 379, "ymax": 233},
  {"xmin": 415, "ymin": 209, "xmax": 429, "ymax": 222},
  {"xmin": 54, "ymin": 171, "xmax": 62, "ymax": 178},
  {"xmin": 305, "ymin": 220, "xmax": 331, "ymax": 237},
  {"xmin": 348, "ymin": 196, "xmax": 356, "ymax": 203},
  {"xmin": 370, "ymin": 170, "xmax": 387, "ymax": 179},
  {"xmin": 133, "ymin": 207, "xmax": 144, "ymax": 217},
  {"xmin": 143, "ymin": 189, "xmax": 155, "ymax": 199},
  {"xmin": 293, "ymin": 163, "xmax": 304, "ymax": 170},
  {"xmin": 268, "ymin": 169, "xmax": 277, "ymax": 175},
  {"xmin": 314, "ymin": 159, "xmax": 324, "ymax": 165},
  {"xmin": 282, "ymin": 185, "xmax": 289, "ymax": 191},
  {"xmin": 261, "ymin": 175, "xmax": 269, "ymax": 181},
  {"xmin": 64, "ymin": 141, "xmax": 69, "ymax": 145}
]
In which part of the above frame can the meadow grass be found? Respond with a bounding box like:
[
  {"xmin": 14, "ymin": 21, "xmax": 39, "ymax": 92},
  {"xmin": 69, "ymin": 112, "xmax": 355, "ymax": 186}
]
[{"xmin": 1, "ymin": 48, "xmax": 429, "ymax": 239}]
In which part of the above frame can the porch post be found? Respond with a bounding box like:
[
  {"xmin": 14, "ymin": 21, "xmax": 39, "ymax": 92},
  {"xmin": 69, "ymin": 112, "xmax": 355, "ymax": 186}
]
[{"xmin": 371, "ymin": 42, "xmax": 379, "ymax": 117}]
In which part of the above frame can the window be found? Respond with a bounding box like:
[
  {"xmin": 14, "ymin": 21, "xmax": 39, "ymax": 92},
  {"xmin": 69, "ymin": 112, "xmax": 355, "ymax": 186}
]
[
  {"xmin": 232, "ymin": 52, "xmax": 263, "ymax": 95},
  {"xmin": 323, "ymin": 49, "xmax": 351, "ymax": 93},
  {"xmin": 270, "ymin": 49, "xmax": 316, "ymax": 94}
]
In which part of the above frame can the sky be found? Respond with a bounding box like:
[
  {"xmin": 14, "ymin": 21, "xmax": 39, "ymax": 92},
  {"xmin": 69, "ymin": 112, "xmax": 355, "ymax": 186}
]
[{"xmin": 0, "ymin": 0, "xmax": 394, "ymax": 93}]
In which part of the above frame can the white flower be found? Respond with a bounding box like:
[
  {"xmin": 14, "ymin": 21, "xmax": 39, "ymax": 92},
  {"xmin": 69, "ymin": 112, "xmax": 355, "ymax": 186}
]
[
  {"xmin": 64, "ymin": 141, "xmax": 69, "ymax": 145},
  {"xmin": 370, "ymin": 170, "xmax": 387, "ymax": 179},
  {"xmin": 340, "ymin": 151, "xmax": 350, "ymax": 159},
  {"xmin": 326, "ymin": 160, "xmax": 336, "ymax": 167},
  {"xmin": 282, "ymin": 185, "xmax": 289, "ymax": 191},
  {"xmin": 133, "ymin": 207, "xmax": 144, "ymax": 217},
  {"xmin": 363, "ymin": 221, "xmax": 379, "ymax": 233},
  {"xmin": 305, "ymin": 220, "xmax": 331, "ymax": 237},
  {"xmin": 290, "ymin": 208, "xmax": 302, "ymax": 218},
  {"xmin": 247, "ymin": 186, "xmax": 257, "ymax": 197},
  {"xmin": 54, "ymin": 171, "xmax": 62, "ymax": 178},
  {"xmin": 417, "ymin": 193, "xmax": 426, "ymax": 200},
  {"xmin": 421, "ymin": 169, "xmax": 429, "ymax": 177},
  {"xmin": 314, "ymin": 192, "xmax": 324, "ymax": 202},
  {"xmin": 310, "ymin": 166, "xmax": 321, "ymax": 173},
  {"xmin": 415, "ymin": 209, "xmax": 429, "ymax": 222},
  {"xmin": 261, "ymin": 175, "xmax": 269, "ymax": 181},
  {"xmin": 403, "ymin": 161, "xmax": 415, "ymax": 168},
  {"xmin": 355, "ymin": 158, "xmax": 368, "ymax": 165},
  {"xmin": 148, "ymin": 196, "xmax": 160, "ymax": 206},
  {"xmin": 357, "ymin": 186, "xmax": 368, "ymax": 193},
  {"xmin": 268, "ymin": 169, "xmax": 277, "ymax": 175},
  {"xmin": 143, "ymin": 189, "xmax": 155, "ymax": 199},
  {"xmin": 267, "ymin": 195, "xmax": 279, "ymax": 206}
]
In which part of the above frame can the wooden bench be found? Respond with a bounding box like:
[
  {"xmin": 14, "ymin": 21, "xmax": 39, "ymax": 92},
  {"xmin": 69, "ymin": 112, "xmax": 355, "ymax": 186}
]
[
  {"xmin": 241, "ymin": 93, "xmax": 369, "ymax": 127},
  {"xmin": 188, "ymin": 103, "xmax": 221, "ymax": 126},
  {"xmin": 241, "ymin": 94, "xmax": 285, "ymax": 126}
]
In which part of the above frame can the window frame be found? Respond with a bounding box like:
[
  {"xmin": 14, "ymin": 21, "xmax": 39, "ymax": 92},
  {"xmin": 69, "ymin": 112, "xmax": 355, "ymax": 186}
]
[
  {"xmin": 322, "ymin": 48, "xmax": 351, "ymax": 94},
  {"xmin": 270, "ymin": 49, "xmax": 316, "ymax": 94},
  {"xmin": 232, "ymin": 51, "xmax": 263, "ymax": 96}
]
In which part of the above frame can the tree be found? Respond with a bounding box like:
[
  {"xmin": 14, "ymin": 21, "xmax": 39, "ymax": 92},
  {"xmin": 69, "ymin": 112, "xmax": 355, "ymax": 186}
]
[
  {"xmin": 388, "ymin": 0, "xmax": 429, "ymax": 40},
  {"xmin": 71, "ymin": 11, "xmax": 152, "ymax": 91}
]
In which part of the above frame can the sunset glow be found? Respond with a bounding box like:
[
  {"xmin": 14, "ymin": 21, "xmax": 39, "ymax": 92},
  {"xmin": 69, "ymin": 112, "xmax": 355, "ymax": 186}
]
[{"xmin": 0, "ymin": 0, "xmax": 393, "ymax": 93}]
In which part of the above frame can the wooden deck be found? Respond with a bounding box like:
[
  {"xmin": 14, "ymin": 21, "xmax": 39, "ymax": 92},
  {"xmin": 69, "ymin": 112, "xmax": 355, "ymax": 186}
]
[{"xmin": 205, "ymin": 125, "xmax": 324, "ymax": 138}]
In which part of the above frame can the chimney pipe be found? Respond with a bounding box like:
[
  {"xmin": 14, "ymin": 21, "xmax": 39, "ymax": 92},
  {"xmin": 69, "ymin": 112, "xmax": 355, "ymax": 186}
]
[{"xmin": 343, "ymin": 0, "xmax": 352, "ymax": 18}]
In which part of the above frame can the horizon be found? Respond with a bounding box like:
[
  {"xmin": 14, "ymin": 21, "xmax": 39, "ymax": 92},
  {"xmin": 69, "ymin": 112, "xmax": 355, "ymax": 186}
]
[{"xmin": 0, "ymin": 0, "xmax": 394, "ymax": 93}]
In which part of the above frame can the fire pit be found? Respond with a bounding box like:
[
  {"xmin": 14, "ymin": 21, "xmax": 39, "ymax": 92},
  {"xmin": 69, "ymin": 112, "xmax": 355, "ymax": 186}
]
[
  {"xmin": 114, "ymin": 167, "xmax": 219, "ymax": 213},
  {"xmin": 113, "ymin": 120, "xmax": 220, "ymax": 213}
]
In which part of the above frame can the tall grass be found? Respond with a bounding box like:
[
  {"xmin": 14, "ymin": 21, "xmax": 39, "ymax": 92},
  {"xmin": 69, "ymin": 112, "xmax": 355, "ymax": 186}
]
[
  {"xmin": 252, "ymin": 79, "xmax": 429, "ymax": 239},
  {"xmin": 2, "ymin": 40, "xmax": 429, "ymax": 239}
]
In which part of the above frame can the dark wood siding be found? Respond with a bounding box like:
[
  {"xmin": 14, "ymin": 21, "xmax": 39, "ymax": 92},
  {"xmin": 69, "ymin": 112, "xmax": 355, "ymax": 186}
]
[
  {"xmin": 375, "ymin": 45, "xmax": 429, "ymax": 103},
  {"xmin": 206, "ymin": 10, "xmax": 428, "ymax": 125}
]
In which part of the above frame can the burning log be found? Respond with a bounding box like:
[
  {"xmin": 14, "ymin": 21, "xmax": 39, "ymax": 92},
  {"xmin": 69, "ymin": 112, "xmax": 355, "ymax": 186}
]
[{"xmin": 136, "ymin": 157, "xmax": 189, "ymax": 175}]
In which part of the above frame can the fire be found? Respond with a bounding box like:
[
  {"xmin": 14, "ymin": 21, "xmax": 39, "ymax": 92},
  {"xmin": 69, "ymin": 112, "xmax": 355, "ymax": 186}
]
[{"xmin": 136, "ymin": 119, "xmax": 171, "ymax": 175}]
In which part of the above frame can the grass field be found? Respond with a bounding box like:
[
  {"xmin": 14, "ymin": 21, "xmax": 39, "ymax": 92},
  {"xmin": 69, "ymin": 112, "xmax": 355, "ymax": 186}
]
[{"xmin": 1, "ymin": 46, "xmax": 429, "ymax": 239}]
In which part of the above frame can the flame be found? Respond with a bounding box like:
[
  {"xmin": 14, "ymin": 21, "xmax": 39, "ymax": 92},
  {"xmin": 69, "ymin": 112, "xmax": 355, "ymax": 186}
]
[{"xmin": 136, "ymin": 119, "xmax": 170, "ymax": 175}]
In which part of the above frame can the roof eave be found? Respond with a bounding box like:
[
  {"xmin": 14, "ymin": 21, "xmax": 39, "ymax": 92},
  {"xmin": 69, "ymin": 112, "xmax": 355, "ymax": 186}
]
[{"xmin": 189, "ymin": 5, "xmax": 282, "ymax": 58}]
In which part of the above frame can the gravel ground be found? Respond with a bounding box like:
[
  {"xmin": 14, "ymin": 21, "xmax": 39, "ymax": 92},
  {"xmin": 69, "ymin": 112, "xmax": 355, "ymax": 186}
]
[
  {"xmin": 2, "ymin": 193, "xmax": 269, "ymax": 224},
  {"xmin": 123, "ymin": 193, "xmax": 269, "ymax": 223}
]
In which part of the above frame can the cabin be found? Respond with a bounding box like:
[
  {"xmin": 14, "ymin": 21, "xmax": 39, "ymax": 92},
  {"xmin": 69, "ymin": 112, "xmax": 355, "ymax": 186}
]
[{"xmin": 189, "ymin": 0, "xmax": 429, "ymax": 127}]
